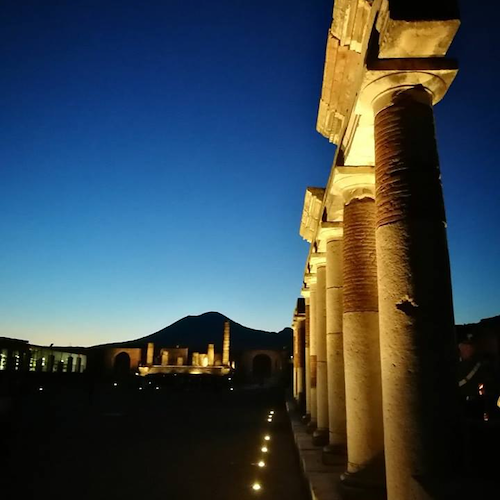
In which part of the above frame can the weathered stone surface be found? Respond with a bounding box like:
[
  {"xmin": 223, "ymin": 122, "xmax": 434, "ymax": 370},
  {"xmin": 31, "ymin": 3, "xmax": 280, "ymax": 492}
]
[{"xmin": 374, "ymin": 87, "xmax": 460, "ymax": 500}]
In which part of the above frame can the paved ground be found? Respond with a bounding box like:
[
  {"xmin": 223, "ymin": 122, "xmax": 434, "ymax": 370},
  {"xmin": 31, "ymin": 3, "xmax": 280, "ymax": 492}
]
[{"xmin": 2, "ymin": 378, "xmax": 309, "ymax": 500}]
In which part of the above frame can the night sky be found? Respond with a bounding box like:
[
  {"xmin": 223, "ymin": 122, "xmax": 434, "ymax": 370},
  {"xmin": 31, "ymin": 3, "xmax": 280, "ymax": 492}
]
[{"xmin": 1, "ymin": 1, "xmax": 499, "ymax": 346}]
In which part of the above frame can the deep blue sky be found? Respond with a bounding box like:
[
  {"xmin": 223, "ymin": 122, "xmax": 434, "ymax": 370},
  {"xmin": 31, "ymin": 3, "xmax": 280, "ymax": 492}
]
[{"xmin": 1, "ymin": 1, "xmax": 498, "ymax": 346}]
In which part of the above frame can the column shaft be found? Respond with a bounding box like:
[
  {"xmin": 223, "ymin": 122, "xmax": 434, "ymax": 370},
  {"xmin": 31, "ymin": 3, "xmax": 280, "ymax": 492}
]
[
  {"xmin": 207, "ymin": 344, "xmax": 215, "ymax": 366},
  {"xmin": 374, "ymin": 88, "xmax": 459, "ymax": 499},
  {"xmin": 147, "ymin": 342, "xmax": 154, "ymax": 365},
  {"xmin": 326, "ymin": 238, "xmax": 346, "ymax": 447},
  {"xmin": 223, "ymin": 321, "xmax": 230, "ymax": 366},
  {"xmin": 293, "ymin": 324, "xmax": 298, "ymax": 399},
  {"xmin": 343, "ymin": 198, "xmax": 384, "ymax": 474},
  {"xmin": 309, "ymin": 282, "xmax": 318, "ymax": 425},
  {"xmin": 304, "ymin": 300, "xmax": 311, "ymax": 416},
  {"xmin": 297, "ymin": 317, "xmax": 305, "ymax": 406},
  {"xmin": 315, "ymin": 264, "xmax": 329, "ymax": 442}
]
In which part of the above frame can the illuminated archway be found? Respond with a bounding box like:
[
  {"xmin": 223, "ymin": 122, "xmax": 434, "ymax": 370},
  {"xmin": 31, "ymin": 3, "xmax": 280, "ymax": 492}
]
[{"xmin": 114, "ymin": 352, "xmax": 131, "ymax": 377}]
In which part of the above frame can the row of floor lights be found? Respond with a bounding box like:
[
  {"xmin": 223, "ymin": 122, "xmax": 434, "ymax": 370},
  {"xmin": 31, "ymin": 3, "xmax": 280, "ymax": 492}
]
[{"xmin": 252, "ymin": 409, "xmax": 275, "ymax": 492}]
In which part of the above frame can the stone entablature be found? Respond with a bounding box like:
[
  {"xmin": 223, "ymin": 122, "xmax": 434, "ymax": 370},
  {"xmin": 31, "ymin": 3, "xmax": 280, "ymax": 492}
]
[
  {"xmin": 300, "ymin": 187, "xmax": 325, "ymax": 243},
  {"xmin": 317, "ymin": 0, "xmax": 459, "ymax": 153}
]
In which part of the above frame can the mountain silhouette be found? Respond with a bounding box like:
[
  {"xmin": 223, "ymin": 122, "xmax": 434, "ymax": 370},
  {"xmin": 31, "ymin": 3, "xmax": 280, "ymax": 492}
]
[{"xmin": 92, "ymin": 312, "xmax": 292, "ymax": 353}]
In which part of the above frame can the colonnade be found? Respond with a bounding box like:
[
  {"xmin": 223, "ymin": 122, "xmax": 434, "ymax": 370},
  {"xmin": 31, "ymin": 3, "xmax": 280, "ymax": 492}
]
[{"xmin": 292, "ymin": 2, "xmax": 461, "ymax": 498}]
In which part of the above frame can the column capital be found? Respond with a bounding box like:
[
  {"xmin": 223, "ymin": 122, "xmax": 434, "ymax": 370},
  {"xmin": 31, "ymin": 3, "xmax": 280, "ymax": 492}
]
[
  {"xmin": 357, "ymin": 59, "xmax": 458, "ymax": 117},
  {"xmin": 304, "ymin": 272, "xmax": 318, "ymax": 286},
  {"xmin": 332, "ymin": 166, "xmax": 375, "ymax": 205},
  {"xmin": 318, "ymin": 221, "xmax": 343, "ymax": 242},
  {"xmin": 309, "ymin": 252, "xmax": 326, "ymax": 273}
]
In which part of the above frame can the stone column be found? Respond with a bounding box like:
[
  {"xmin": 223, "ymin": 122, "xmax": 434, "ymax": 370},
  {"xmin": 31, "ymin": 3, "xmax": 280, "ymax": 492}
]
[
  {"xmin": 207, "ymin": 344, "xmax": 215, "ymax": 366},
  {"xmin": 296, "ymin": 316, "xmax": 306, "ymax": 411},
  {"xmin": 147, "ymin": 342, "xmax": 154, "ymax": 365},
  {"xmin": 322, "ymin": 228, "xmax": 347, "ymax": 463},
  {"xmin": 339, "ymin": 174, "xmax": 384, "ymax": 491},
  {"xmin": 313, "ymin": 261, "xmax": 329, "ymax": 445},
  {"xmin": 161, "ymin": 350, "xmax": 169, "ymax": 366},
  {"xmin": 308, "ymin": 278, "xmax": 318, "ymax": 432},
  {"xmin": 301, "ymin": 291, "xmax": 312, "ymax": 422},
  {"xmin": 373, "ymin": 86, "xmax": 460, "ymax": 499},
  {"xmin": 223, "ymin": 320, "xmax": 230, "ymax": 366},
  {"xmin": 293, "ymin": 319, "xmax": 299, "ymax": 400}
]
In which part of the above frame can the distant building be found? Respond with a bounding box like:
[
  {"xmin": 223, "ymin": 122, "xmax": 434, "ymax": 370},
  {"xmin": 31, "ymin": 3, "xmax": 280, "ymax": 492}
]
[{"xmin": 0, "ymin": 337, "xmax": 87, "ymax": 373}]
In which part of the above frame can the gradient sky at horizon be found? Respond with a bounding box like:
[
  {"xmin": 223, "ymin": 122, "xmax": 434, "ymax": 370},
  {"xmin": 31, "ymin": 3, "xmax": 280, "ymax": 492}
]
[{"xmin": 1, "ymin": 0, "xmax": 499, "ymax": 347}]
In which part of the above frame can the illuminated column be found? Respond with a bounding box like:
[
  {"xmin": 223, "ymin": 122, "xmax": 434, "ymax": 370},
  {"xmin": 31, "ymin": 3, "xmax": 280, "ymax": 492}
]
[
  {"xmin": 296, "ymin": 314, "xmax": 306, "ymax": 410},
  {"xmin": 338, "ymin": 172, "xmax": 384, "ymax": 489},
  {"xmin": 161, "ymin": 350, "xmax": 169, "ymax": 366},
  {"xmin": 293, "ymin": 319, "xmax": 298, "ymax": 399},
  {"xmin": 301, "ymin": 290, "xmax": 312, "ymax": 422},
  {"xmin": 308, "ymin": 276, "xmax": 318, "ymax": 431},
  {"xmin": 321, "ymin": 226, "xmax": 347, "ymax": 462},
  {"xmin": 192, "ymin": 352, "xmax": 200, "ymax": 366},
  {"xmin": 372, "ymin": 85, "xmax": 460, "ymax": 499},
  {"xmin": 207, "ymin": 344, "xmax": 215, "ymax": 366},
  {"xmin": 223, "ymin": 320, "xmax": 230, "ymax": 366},
  {"xmin": 147, "ymin": 342, "xmax": 154, "ymax": 365},
  {"xmin": 313, "ymin": 259, "xmax": 329, "ymax": 446},
  {"xmin": 176, "ymin": 356, "xmax": 183, "ymax": 366}
]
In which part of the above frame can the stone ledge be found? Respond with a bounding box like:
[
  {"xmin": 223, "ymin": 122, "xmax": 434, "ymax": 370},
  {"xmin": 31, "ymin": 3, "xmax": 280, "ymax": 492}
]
[{"xmin": 287, "ymin": 402, "xmax": 345, "ymax": 500}]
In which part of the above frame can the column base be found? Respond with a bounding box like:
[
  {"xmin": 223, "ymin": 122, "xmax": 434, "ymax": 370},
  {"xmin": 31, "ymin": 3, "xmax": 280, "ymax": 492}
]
[
  {"xmin": 297, "ymin": 393, "xmax": 306, "ymax": 414},
  {"xmin": 322, "ymin": 442, "xmax": 347, "ymax": 465},
  {"xmin": 306, "ymin": 420, "xmax": 317, "ymax": 434},
  {"xmin": 339, "ymin": 454, "xmax": 386, "ymax": 500},
  {"xmin": 312, "ymin": 428, "xmax": 329, "ymax": 446}
]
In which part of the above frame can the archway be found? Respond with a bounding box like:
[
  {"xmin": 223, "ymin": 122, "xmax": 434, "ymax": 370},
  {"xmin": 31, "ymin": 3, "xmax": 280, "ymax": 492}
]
[
  {"xmin": 252, "ymin": 354, "xmax": 272, "ymax": 379},
  {"xmin": 114, "ymin": 352, "xmax": 131, "ymax": 377}
]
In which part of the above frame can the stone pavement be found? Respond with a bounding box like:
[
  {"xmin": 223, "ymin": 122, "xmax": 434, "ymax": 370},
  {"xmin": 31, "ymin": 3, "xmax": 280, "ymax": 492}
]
[
  {"xmin": 287, "ymin": 402, "xmax": 344, "ymax": 500},
  {"xmin": 2, "ymin": 381, "xmax": 309, "ymax": 500}
]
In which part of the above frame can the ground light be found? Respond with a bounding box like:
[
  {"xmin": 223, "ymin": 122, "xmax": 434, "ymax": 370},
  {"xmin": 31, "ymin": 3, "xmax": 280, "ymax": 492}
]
[
  {"xmin": 38, "ymin": 387, "xmax": 43, "ymax": 391},
  {"xmin": 269, "ymin": 410, "xmax": 274, "ymax": 415},
  {"xmin": 113, "ymin": 382, "xmax": 118, "ymax": 387},
  {"xmin": 257, "ymin": 460, "xmax": 265, "ymax": 468},
  {"xmin": 252, "ymin": 483, "xmax": 262, "ymax": 491},
  {"xmin": 264, "ymin": 435, "xmax": 270, "ymax": 441}
]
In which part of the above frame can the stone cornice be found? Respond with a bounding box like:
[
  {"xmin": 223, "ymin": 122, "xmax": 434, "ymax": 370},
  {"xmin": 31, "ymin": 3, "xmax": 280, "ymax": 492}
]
[
  {"xmin": 316, "ymin": 0, "xmax": 459, "ymax": 145},
  {"xmin": 300, "ymin": 187, "xmax": 325, "ymax": 243}
]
